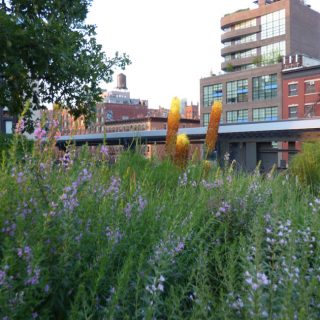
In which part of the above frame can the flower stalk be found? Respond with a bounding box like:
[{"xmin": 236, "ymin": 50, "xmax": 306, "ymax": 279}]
[
  {"xmin": 166, "ymin": 97, "xmax": 181, "ymax": 159},
  {"xmin": 205, "ymin": 101, "xmax": 222, "ymax": 158}
]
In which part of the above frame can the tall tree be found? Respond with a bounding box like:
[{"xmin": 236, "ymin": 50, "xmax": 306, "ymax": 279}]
[{"xmin": 0, "ymin": 0, "xmax": 130, "ymax": 128}]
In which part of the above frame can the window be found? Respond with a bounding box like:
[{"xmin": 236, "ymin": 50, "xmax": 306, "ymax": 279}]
[
  {"xmin": 203, "ymin": 83, "xmax": 223, "ymax": 107},
  {"xmin": 305, "ymin": 81, "xmax": 316, "ymax": 94},
  {"xmin": 234, "ymin": 34, "xmax": 257, "ymax": 45},
  {"xmin": 5, "ymin": 121, "xmax": 13, "ymax": 134},
  {"xmin": 288, "ymin": 83, "xmax": 298, "ymax": 96},
  {"xmin": 304, "ymin": 104, "xmax": 315, "ymax": 118},
  {"xmin": 227, "ymin": 79, "xmax": 248, "ymax": 103},
  {"xmin": 261, "ymin": 41, "xmax": 285, "ymax": 65},
  {"xmin": 226, "ymin": 109, "xmax": 248, "ymax": 123},
  {"xmin": 234, "ymin": 48, "xmax": 257, "ymax": 59},
  {"xmin": 253, "ymin": 74, "xmax": 277, "ymax": 100},
  {"xmin": 288, "ymin": 106, "xmax": 297, "ymax": 119},
  {"xmin": 203, "ymin": 113, "xmax": 210, "ymax": 126},
  {"xmin": 261, "ymin": 9, "xmax": 285, "ymax": 40},
  {"xmin": 253, "ymin": 107, "xmax": 278, "ymax": 121},
  {"xmin": 235, "ymin": 18, "xmax": 256, "ymax": 30}
]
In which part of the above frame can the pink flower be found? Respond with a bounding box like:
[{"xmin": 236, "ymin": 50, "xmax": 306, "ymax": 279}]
[{"xmin": 34, "ymin": 123, "xmax": 46, "ymax": 140}]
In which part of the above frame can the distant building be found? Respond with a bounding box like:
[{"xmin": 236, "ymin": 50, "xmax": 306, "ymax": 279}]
[
  {"xmin": 104, "ymin": 117, "xmax": 201, "ymax": 159},
  {"xmin": 147, "ymin": 107, "xmax": 169, "ymax": 118},
  {"xmin": 184, "ymin": 103, "xmax": 199, "ymax": 120},
  {"xmin": 281, "ymin": 54, "xmax": 320, "ymax": 164},
  {"xmin": 0, "ymin": 107, "xmax": 17, "ymax": 134},
  {"xmin": 101, "ymin": 73, "xmax": 148, "ymax": 106},
  {"xmin": 200, "ymin": 0, "xmax": 320, "ymax": 125},
  {"xmin": 282, "ymin": 55, "xmax": 320, "ymax": 120}
]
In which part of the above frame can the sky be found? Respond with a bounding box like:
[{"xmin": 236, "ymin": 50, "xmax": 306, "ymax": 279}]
[{"xmin": 86, "ymin": 0, "xmax": 320, "ymax": 109}]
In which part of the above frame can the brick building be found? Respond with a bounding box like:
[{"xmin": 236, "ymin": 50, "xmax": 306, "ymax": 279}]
[
  {"xmin": 281, "ymin": 55, "xmax": 320, "ymax": 163},
  {"xmin": 200, "ymin": 0, "xmax": 320, "ymax": 125},
  {"xmin": 54, "ymin": 103, "xmax": 148, "ymax": 135},
  {"xmin": 104, "ymin": 117, "xmax": 201, "ymax": 159}
]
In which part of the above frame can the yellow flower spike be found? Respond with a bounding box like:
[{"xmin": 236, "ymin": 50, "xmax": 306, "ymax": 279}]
[
  {"xmin": 205, "ymin": 101, "xmax": 222, "ymax": 157},
  {"xmin": 174, "ymin": 133, "xmax": 190, "ymax": 169},
  {"xmin": 166, "ymin": 97, "xmax": 181, "ymax": 159}
]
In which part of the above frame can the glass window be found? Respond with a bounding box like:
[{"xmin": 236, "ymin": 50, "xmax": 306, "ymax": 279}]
[
  {"xmin": 234, "ymin": 48, "xmax": 257, "ymax": 60},
  {"xmin": 304, "ymin": 104, "xmax": 315, "ymax": 118},
  {"xmin": 203, "ymin": 113, "xmax": 210, "ymax": 126},
  {"xmin": 253, "ymin": 74, "xmax": 277, "ymax": 101},
  {"xmin": 288, "ymin": 106, "xmax": 297, "ymax": 119},
  {"xmin": 253, "ymin": 107, "xmax": 278, "ymax": 121},
  {"xmin": 203, "ymin": 84, "xmax": 223, "ymax": 108},
  {"xmin": 261, "ymin": 9, "xmax": 285, "ymax": 40},
  {"xmin": 5, "ymin": 121, "xmax": 13, "ymax": 134},
  {"xmin": 234, "ymin": 34, "xmax": 257, "ymax": 45},
  {"xmin": 235, "ymin": 19, "xmax": 256, "ymax": 30},
  {"xmin": 261, "ymin": 41, "xmax": 285, "ymax": 65},
  {"xmin": 226, "ymin": 110, "xmax": 248, "ymax": 123},
  {"xmin": 305, "ymin": 81, "xmax": 316, "ymax": 94},
  {"xmin": 288, "ymin": 83, "xmax": 298, "ymax": 96},
  {"xmin": 227, "ymin": 79, "xmax": 248, "ymax": 103}
]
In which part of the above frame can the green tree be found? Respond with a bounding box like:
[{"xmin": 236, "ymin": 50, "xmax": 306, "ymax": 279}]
[{"xmin": 0, "ymin": 0, "xmax": 130, "ymax": 129}]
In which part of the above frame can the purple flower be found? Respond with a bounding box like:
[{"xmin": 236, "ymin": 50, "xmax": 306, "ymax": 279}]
[
  {"xmin": 32, "ymin": 312, "xmax": 38, "ymax": 319},
  {"xmin": 138, "ymin": 196, "xmax": 147, "ymax": 212},
  {"xmin": 124, "ymin": 203, "xmax": 132, "ymax": 219},
  {"xmin": 100, "ymin": 145, "xmax": 109, "ymax": 156},
  {"xmin": 16, "ymin": 171, "xmax": 25, "ymax": 184},
  {"xmin": 44, "ymin": 284, "xmax": 50, "ymax": 293},
  {"xmin": 0, "ymin": 270, "xmax": 6, "ymax": 285},
  {"xmin": 34, "ymin": 123, "xmax": 46, "ymax": 140}
]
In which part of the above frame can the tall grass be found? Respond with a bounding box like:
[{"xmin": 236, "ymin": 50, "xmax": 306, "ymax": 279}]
[{"xmin": 0, "ymin": 138, "xmax": 320, "ymax": 319}]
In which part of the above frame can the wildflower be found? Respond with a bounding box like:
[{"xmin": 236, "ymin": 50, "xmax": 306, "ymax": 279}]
[
  {"xmin": 165, "ymin": 97, "xmax": 181, "ymax": 158},
  {"xmin": 205, "ymin": 101, "xmax": 222, "ymax": 156},
  {"xmin": 34, "ymin": 122, "xmax": 46, "ymax": 140},
  {"xmin": 174, "ymin": 133, "xmax": 190, "ymax": 168},
  {"xmin": 101, "ymin": 145, "xmax": 109, "ymax": 157}
]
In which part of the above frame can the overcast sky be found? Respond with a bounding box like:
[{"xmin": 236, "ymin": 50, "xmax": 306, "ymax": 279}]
[{"xmin": 86, "ymin": 0, "xmax": 320, "ymax": 109}]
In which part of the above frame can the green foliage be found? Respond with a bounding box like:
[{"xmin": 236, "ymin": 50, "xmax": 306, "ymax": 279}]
[
  {"xmin": 0, "ymin": 0, "xmax": 131, "ymax": 128},
  {"xmin": 1, "ymin": 142, "xmax": 320, "ymax": 319},
  {"xmin": 0, "ymin": 133, "xmax": 33, "ymax": 164},
  {"xmin": 290, "ymin": 140, "xmax": 320, "ymax": 192}
]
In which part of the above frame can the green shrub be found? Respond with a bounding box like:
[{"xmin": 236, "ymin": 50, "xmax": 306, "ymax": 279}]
[
  {"xmin": 290, "ymin": 140, "xmax": 320, "ymax": 192},
  {"xmin": 0, "ymin": 133, "xmax": 34, "ymax": 164}
]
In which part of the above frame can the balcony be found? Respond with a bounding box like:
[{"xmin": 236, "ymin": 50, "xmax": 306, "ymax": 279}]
[
  {"xmin": 221, "ymin": 56, "xmax": 256, "ymax": 71},
  {"xmin": 221, "ymin": 40, "xmax": 259, "ymax": 56}
]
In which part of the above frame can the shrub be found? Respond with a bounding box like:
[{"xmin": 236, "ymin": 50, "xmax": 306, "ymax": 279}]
[{"xmin": 290, "ymin": 140, "xmax": 320, "ymax": 192}]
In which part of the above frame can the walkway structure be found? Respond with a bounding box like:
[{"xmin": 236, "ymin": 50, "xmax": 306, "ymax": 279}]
[{"xmin": 56, "ymin": 119, "xmax": 320, "ymax": 171}]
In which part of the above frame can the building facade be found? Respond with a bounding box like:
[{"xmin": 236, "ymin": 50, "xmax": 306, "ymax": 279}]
[
  {"xmin": 200, "ymin": 0, "xmax": 320, "ymax": 126},
  {"xmin": 282, "ymin": 63, "xmax": 320, "ymax": 120},
  {"xmin": 104, "ymin": 117, "xmax": 201, "ymax": 159},
  {"xmin": 0, "ymin": 107, "xmax": 17, "ymax": 134}
]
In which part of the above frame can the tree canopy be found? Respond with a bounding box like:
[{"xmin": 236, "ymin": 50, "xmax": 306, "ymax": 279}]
[{"xmin": 0, "ymin": 0, "xmax": 130, "ymax": 128}]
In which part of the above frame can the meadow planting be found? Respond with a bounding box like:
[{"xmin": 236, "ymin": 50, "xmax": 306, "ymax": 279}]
[{"xmin": 1, "ymin": 131, "xmax": 320, "ymax": 319}]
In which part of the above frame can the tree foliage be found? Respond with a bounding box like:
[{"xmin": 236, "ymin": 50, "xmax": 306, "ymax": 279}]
[{"xmin": 0, "ymin": 0, "xmax": 130, "ymax": 127}]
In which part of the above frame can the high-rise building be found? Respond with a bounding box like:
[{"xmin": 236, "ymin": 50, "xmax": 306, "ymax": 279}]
[{"xmin": 200, "ymin": 0, "xmax": 320, "ymax": 125}]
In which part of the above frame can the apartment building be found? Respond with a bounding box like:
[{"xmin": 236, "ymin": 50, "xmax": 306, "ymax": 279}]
[{"xmin": 200, "ymin": 0, "xmax": 320, "ymax": 125}]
